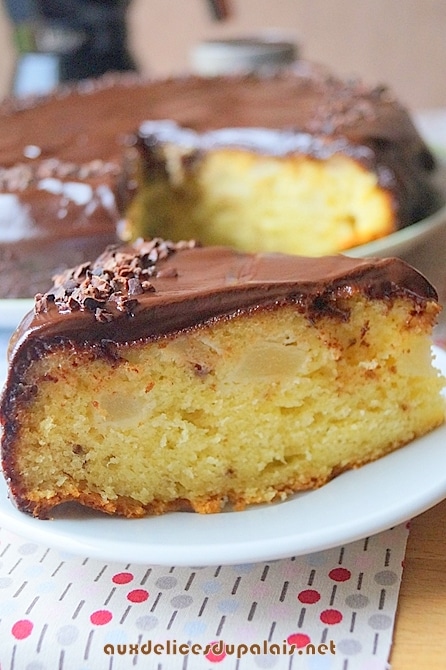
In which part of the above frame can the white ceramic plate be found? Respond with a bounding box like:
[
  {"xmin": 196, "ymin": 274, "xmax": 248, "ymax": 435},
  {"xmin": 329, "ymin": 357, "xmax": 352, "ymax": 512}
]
[
  {"xmin": 0, "ymin": 323, "xmax": 445, "ymax": 565},
  {"xmin": 0, "ymin": 298, "xmax": 34, "ymax": 329}
]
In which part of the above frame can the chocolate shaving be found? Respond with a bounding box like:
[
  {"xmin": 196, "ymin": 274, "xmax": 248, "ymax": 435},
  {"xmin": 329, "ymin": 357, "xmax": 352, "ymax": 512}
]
[{"xmin": 34, "ymin": 238, "xmax": 197, "ymax": 321}]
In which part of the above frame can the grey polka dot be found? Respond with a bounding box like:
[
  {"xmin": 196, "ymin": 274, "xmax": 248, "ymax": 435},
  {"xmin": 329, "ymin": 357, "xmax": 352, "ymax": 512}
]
[
  {"xmin": 374, "ymin": 570, "xmax": 398, "ymax": 585},
  {"xmin": 217, "ymin": 599, "xmax": 239, "ymax": 614},
  {"xmin": 170, "ymin": 595, "xmax": 193, "ymax": 609},
  {"xmin": 136, "ymin": 615, "xmax": 159, "ymax": 631},
  {"xmin": 254, "ymin": 655, "xmax": 279, "ymax": 668},
  {"xmin": 19, "ymin": 543, "xmax": 38, "ymax": 555},
  {"xmin": 345, "ymin": 594, "xmax": 369, "ymax": 609},
  {"xmin": 306, "ymin": 551, "xmax": 327, "ymax": 566},
  {"xmin": 337, "ymin": 638, "xmax": 362, "ymax": 655},
  {"xmin": 202, "ymin": 580, "xmax": 221, "ymax": 595},
  {"xmin": 0, "ymin": 577, "xmax": 13, "ymax": 588},
  {"xmin": 155, "ymin": 576, "xmax": 177, "ymax": 589},
  {"xmin": 233, "ymin": 563, "xmax": 255, "ymax": 572},
  {"xmin": 368, "ymin": 613, "xmax": 392, "ymax": 630},
  {"xmin": 56, "ymin": 625, "xmax": 78, "ymax": 646}
]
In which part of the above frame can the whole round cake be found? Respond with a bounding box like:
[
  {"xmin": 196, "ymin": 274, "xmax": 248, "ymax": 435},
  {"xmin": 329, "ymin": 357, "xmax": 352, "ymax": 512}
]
[{"xmin": 0, "ymin": 63, "xmax": 440, "ymax": 297}]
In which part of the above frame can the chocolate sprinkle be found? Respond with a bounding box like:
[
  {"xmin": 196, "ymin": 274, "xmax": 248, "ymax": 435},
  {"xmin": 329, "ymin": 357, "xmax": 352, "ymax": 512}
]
[{"xmin": 35, "ymin": 238, "xmax": 198, "ymax": 321}]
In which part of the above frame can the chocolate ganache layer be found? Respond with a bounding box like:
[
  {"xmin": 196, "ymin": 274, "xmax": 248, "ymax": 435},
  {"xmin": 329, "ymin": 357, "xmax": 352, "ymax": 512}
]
[
  {"xmin": 0, "ymin": 65, "xmax": 433, "ymax": 169},
  {"xmin": 0, "ymin": 64, "xmax": 440, "ymax": 296},
  {"xmin": 7, "ymin": 239, "xmax": 438, "ymax": 371}
]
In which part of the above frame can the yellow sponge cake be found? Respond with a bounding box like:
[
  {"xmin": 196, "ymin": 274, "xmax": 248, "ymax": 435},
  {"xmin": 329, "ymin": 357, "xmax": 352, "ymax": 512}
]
[{"xmin": 1, "ymin": 239, "xmax": 444, "ymax": 517}]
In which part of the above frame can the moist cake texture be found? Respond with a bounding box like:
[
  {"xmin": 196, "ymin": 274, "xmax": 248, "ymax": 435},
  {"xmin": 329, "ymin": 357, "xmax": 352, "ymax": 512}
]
[
  {"xmin": 1, "ymin": 239, "xmax": 444, "ymax": 518},
  {"xmin": 0, "ymin": 63, "xmax": 441, "ymax": 296}
]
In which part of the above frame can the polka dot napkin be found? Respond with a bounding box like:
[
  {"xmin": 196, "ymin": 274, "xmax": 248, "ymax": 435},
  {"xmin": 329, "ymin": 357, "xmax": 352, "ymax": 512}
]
[{"xmin": 0, "ymin": 522, "xmax": 409, "ymax": 670}]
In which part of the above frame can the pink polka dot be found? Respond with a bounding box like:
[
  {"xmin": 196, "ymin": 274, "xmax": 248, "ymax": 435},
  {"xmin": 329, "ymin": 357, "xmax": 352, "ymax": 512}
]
[
  {"xmin": 328, "ymin": 567, "xmax": 351, "ymax": 582},
  {"xmin": 205, "ymin": 641, "xmax": 227, "ymax": 662},
  {"xmin": 297, "ymin": 589, "xmax": 321, "ymax": 604},
  {"xmin": 112, "ymin": 571, "xmax": 134, "ymax": 584},
  {"xmin": 320, "ymin": 609, "xmax": 343, "ymax": 624},
  {"xmin": 90, "ymin": 610, "xmax": 113, "ymax": 625},
  {"xmin": 127, "ymin": 589, "xmax": 149, "ymax": 603},
  {"xmin": 287, "ymin": 633, "xmax": 311, "ymax": 648},
  {"xmin": 12, "ymin": 619, "xmax": 33, "ymax": 640}
]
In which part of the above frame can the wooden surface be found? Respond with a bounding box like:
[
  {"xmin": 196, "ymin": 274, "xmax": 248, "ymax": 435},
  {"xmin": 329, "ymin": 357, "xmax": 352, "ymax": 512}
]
[{"xmin": 390, "ymin": 498, "xmax": 446, "ymax": 668}]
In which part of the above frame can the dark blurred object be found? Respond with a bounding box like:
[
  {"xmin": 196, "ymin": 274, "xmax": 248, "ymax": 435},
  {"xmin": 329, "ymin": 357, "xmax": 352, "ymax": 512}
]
[
  {"xmin": 207, "ymin": 0, "xmax": 231, "ymax": 21},
  {"xmin": 4, "ymin": 0, "xmax": 136, "ymax": 96}
]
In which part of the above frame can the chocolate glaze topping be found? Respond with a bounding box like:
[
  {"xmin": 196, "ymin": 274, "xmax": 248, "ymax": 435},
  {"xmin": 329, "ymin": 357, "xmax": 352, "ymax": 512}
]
[
  {"xmin": 0, "ymin": 64, "xmax": 442, "ymax": 301},
  {"xmin": 0, "ymin": 63, "xmax": 440, "ymax": 299},
  {"xmin": 8, "ymin": 240, "xmax": 438, "ymax": 369},
  {"xmin": 0, "ymin": 66, "xmax": 423, "ymax": 168},
  {"xmin": 0, "ymin": 64, "xmax": 439, "ymax": 232}
]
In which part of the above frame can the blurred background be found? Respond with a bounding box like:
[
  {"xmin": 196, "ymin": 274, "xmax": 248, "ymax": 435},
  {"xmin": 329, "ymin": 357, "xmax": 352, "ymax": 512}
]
[
  {"xmin": 0, "ymin": 0, "xmax": 444, "ymax": 328},
  {"xmin": 0, "ymin": 0, "xmax": 444, "ymax": 111}
]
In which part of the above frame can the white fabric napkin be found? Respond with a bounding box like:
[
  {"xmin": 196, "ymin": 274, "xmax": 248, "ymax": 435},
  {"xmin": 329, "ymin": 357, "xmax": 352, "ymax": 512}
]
[{"xmin": 0, "ymin": 522, "xmax": 409, "ymax": 669}]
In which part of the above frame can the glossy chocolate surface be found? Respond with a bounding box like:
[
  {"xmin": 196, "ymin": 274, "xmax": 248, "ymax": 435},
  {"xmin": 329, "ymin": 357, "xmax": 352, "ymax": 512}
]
[
  {"xmin": 8, "ymin": 240, "xmax": 438, "ymax": 363},
  {"xmin": 0, "ymin": 65, "xmax": 431, "ymax": 161},
  {"xmin": 0, "ymin": 65, "xmax": 440, "ymax": 297},
  {"xmin": 0, "ymin": 65, "xmax": 438, "ymax": 222}
]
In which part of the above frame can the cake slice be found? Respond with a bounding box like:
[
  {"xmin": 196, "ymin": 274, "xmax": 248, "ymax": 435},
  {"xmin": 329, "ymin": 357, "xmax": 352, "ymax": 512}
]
[{"xmin": 1, "ymin": 238, "xmax": 444, "ymax": 518}]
